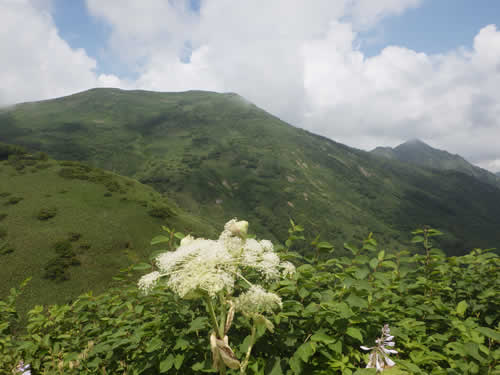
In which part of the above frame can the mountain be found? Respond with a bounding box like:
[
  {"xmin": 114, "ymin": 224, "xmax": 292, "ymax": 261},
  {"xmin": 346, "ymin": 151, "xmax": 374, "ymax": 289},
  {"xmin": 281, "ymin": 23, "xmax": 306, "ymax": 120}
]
[
  {"xmin": 2, "ymin": 88, "xmax": 500, "ymax": 257},
  {"xmin": 0, "ymin": 145, "xmax": 215, "ymax": 313},
  {"xmin": 372, "ymin": 139, "xmax": 500, "ymax": 187},
  {"xmin": 497, "ymin": 172, "xmax": 500, "ymax": 177}
]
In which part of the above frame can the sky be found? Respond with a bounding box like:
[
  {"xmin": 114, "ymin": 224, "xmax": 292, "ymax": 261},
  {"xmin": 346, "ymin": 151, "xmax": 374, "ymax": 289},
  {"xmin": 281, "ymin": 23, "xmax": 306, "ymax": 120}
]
[{"xmin": 1, "ymin": 0, "xmax": 500, "ymax": 172}]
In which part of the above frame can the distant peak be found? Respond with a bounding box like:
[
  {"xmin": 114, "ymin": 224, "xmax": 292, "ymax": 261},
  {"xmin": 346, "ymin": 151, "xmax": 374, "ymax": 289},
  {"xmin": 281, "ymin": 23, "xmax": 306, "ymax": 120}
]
[
  {"xmin": 395, "ymin": 139, "xmax": 435, "ymax": 151},
  {"xmin": 404, "ymin": 138, "xmax": 427, "ymax": 146}
]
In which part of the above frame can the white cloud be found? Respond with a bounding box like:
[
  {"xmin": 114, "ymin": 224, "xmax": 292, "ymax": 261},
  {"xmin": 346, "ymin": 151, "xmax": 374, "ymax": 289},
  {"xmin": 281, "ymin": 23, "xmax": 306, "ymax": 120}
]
[
  {"xmin": 302, "ymin": 23, "xmax": 500, "ymax": 171},
  {"xmin": 2, "ymin": 0, "xmax": 500, "ymax": 172},
  {"xmin": 0, "ymin": 0, "xmax": 121, "ymax": 105}
]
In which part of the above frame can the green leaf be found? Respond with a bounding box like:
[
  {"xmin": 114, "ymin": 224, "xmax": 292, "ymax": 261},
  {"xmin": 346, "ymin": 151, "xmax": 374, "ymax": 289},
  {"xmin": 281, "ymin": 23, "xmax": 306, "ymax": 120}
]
[
  {"xmin": 311, "ymin": 332, "xmax": 335, "ymax": 344},
  {"xmin": 191, "ymin": 362, "xmax": 205, "ymax": 371},
  {"xmin": 456, "ymin": 300, "xmax": 468, "ymax": 316},
  {"xmin": 151, "ymin": 235, "xmax": 170, "ymax": 245},
  {"xmin": 174, "ymin": 354, "xmax": 184, "ymax": 370},
  {"xmin": 346, "ymin": 294, "xmax": 368, "ymax": 309},
  {"xmin": 187, "ymin": 316, "xmax": 208, "ymax": 333},
  {"xmin": 477, "ymin": 327, "xmax": 500, "ymax": 342},
  {"xmin": 146, "ymin": 337, "xmax": 163, "ymax": 353},
  {"xmin": 132, "ymin": 262, "xmax": 152, "ymax": 271},
  {"xmin": 174, "ymin": 232, "xmax": 185, "ymax": 240},
  {"xmin": 344, "ymin": 243, "xmax": 358, "ymax": 255},
  {"xmin": 268, "ymin": 357, "xmax": 283, "ymax": 375},
  {"xmin": 160, "ymin": 354, "xmax": 174, "ymax": 373},
  {"xmin": 317, "ymin": 241, "xmax": 334, "ymax": 249},
  {"xmin": 289, "ymin": 355, "xmax": 303, "ymax": 374},
  {"xmin": 464, "ymin": 343, "xmax": 484, "ymax": 362},
  {"xmin": 296, "ymin": 341, "xmax": 315, "ymax": 362},
  {"xmin": 380, "ymin": 260, "xmax": 397, "ymax": 269},
  {"xmin": 135, "ymin": 305, "xmax": 144, "ymax": 314},
  {"xmin": 328, "ymin": 340, "xmax": 342, "ymax": 354},
  {"xmin": 335, "ymin": 302, "xmax": 355, "ymax": 319},
  {"xmin": 298, "ymin": 287, "xmax": 310, "ymax": 299},
  {"xmin": 383, "ymin": 368, "xmax": 411, "ymax": 374},
  {"xmin": 411, "ymin": 235, "xmax": 424, "ymax": 243},
  {"xmin": 346, "ymin": 327, "xmax": 363, "ymax": 342},
  {"xmin": 354, "ymin": 267, "xmax": 370, "ymax": 280},
  {"xmin": 353, "ymin": 369, "xmax": 377, "ymax": 375},
  {"xmin": 174, "ymin": 337, "xmax": 189, "ymax": 350}
]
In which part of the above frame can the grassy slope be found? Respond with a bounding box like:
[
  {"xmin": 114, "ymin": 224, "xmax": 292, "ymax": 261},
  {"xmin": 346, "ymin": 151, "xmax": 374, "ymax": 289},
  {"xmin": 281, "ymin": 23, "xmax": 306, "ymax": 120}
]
[
  {"xmin": 0, "ymin": 156, "xmax": 215, "ymax": 313},
  {"xmin": 1, "ymin": 88, "xmax": 500, "ymax": 255}
]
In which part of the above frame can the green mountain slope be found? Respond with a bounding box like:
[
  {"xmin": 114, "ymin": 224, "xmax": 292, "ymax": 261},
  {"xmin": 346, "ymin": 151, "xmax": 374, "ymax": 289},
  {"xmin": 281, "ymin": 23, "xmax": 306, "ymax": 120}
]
[
  {"xmin": 0, "ymin": 147, "xmax": 215, "ymax": 313},
  {"xmin": 2, "ymin": 88, "xmax": 500, "ymax": 255},
  {"xmin": 372, "ymin": 139, "xmax": 500, "ymax": 187}
]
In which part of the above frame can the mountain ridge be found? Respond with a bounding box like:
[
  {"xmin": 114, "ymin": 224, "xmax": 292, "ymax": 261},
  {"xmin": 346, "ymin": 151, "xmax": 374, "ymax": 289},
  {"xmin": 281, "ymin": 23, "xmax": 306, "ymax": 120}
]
[
  {"xmin": 371, "ymin": 139, "xmax": 500, "ymax": 187},
  {"xmin": 2, "ymin": 88, "xmax": 500, "ymax": 255}
]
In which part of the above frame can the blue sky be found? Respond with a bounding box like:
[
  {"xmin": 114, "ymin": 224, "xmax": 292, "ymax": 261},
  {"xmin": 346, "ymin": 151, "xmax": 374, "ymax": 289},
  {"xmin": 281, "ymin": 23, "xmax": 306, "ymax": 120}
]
[
  {"xmin": 361, "ymin": 0, "xmax": 500, "ymax": 56},
  {"xmin": 2, "ymin": 0, "xmax": 500, "ymax": 171}
]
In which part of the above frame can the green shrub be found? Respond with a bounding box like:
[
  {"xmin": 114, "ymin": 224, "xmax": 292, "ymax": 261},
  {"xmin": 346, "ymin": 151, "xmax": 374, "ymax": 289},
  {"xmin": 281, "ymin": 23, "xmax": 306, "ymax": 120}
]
[
  {"xmin": 0, "ymin": 241, "xmax": 14, "ymax": 255},
  {"xmin": 1, "ymin": 224, "xmax": 499, "ymax": 374},
  {"xmin": 36, "ymin": 207, "xmax": 57, "ymax": 220},
  {"xmin": 104, "ymin": 192, "xmax": 112, "ymax": 197},
  {"xmin": 35, "ymin": 162, "xmax": 51, "ymax": 170},
  {"xmin": 52, "ymin": 240, "xmax": 73, "ymax": 256},
  {"xmin": 35, "ymin": 151, "xmax": 49, "ymax": 161},
  {"xmin": 0, "ymin": 228, "xmax": 7, "ymax": 239},
  {"xmin": 0, "ymin": 142, "xmax": 26, "ymax": 160},
  {"xmin": 6, "ymin": 196, "xmax": 23, "ymax": 205},
  {"xmin": 58, "ymin": 167, "xmax": 90, "ymax": 180},
  {"xmin": 0, "ymin": 246, "xmax": 14, "ymax": 256},
  {"xmin": 79, "ymin": 243, "xmax": 91, "ymax": 251},
  {"xmin": 148, "ymin": 204, "xmax": 175, "ymax": 219},
  {"xmin": 68, "ymin": 232, "xmax": 81, "ymax": 242},
  {"xmin": 0, "ymin": 192, "xmax": 11, "ymax": 198},
  {"xmin": 43, "ymin": 257, "xmax": 70, "ymax": 282},
  {"xmin": 104, "ymin": 180, "xmax": 120, "ymax": 192},
  {"xmin": 7, "ymin": 155, "xmax": 36, "ymax": 171},
  {"xmin": 0, "ymin": 213, "xmax": 6, "ymax": 222},
  {"xmin": 43, "ymin": 240, "xmax": 80, "ymax": 282}
]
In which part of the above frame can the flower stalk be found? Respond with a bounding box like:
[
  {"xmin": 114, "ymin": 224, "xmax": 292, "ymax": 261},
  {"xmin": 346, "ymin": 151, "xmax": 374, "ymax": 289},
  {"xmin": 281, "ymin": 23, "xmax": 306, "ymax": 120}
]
[
  {"xmin": 361, "ymin": 324, "xmax": 398, "ymax": 372},
  {"xmin": 240, "ymin": 323, "xmax": 257, "ymax": 375},
  {"xmin": 139, "ymin": 219, "xmax": 295, "ymax": 374}
]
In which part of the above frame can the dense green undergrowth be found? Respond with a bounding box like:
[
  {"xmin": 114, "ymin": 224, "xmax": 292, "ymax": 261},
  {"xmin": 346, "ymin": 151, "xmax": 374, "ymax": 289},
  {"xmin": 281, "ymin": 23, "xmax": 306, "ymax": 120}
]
[{"xmin": 1, "ymin": 224, "xmax": 498, "ymax": 374}]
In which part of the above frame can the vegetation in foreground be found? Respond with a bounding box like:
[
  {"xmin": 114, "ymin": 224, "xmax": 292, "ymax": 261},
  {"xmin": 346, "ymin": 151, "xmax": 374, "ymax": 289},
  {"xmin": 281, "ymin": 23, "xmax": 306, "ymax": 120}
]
[{"xmin": 1, "ymin": 221, "xmax": 498, "ymax": 374}]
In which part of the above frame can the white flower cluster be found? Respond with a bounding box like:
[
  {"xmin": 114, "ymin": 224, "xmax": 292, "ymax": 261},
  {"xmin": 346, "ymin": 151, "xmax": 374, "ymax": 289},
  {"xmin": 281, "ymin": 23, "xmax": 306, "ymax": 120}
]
[
  {"xmin": 137, "ymin": 271, "xmax": 161, "ymax": 294},
  {"xmin": 138, "ymin": 219, "xmax": 295, "ymax": 299},
  {"xmin": 361, "ymin": 324, "xmax": 398, "ymax": 372},
  {"xmin": 234, "ymin": 285, "xmax": 283, "ymax": 315}
]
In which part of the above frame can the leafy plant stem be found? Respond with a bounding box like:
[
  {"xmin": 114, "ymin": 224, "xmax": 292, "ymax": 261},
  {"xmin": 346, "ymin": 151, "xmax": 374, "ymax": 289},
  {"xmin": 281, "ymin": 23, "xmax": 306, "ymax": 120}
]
[
  {"xmin": 240, "ymin": 322, "xmax": 257, "ymax": 375},
  {"xmin": 204, "ymin": 296, "xmax": 220, "ymax": 336},
  {"xmin": 218, "ymin": 293, "xmax": 226, "ymax": 338}
]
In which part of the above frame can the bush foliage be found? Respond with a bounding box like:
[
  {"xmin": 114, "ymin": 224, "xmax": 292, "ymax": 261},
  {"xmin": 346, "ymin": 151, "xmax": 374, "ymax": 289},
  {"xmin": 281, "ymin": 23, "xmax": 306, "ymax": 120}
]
[
  {"xmin": 0, "ymin": 224, "xmax": 498, "ymax": 374},
  {"xmin": 37, "ymin": 207, "xmax": 58, "ymax": 220}
]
